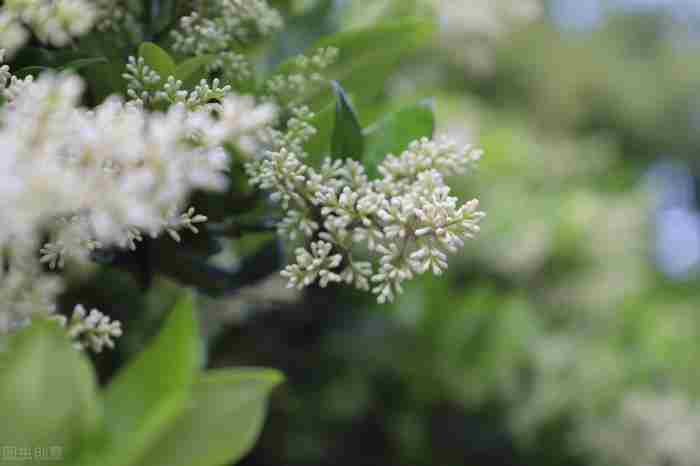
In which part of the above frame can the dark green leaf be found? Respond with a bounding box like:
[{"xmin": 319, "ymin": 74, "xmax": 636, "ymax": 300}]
[
  {"xmin": 331, "ymin": 82, "xmax": 364, "ymax": 160},
  {"xmin": 0, "ymin": 320, "xmax": 101, "ymax": 458},
  {"xmin": 82, "ymin": 61, "xmax": 127, "ymax": 103},
  {"xmin": 151, "ymin": 238, "xmax": 283, "ymax": 297},
  {"xmin": 101, "ymin": 233, "xmax": 281, "ymax": 297},
  {"xmin": 138, "ymin": 42, "xmax": 176, "ymax": 78},
  {"xmin": 133, "ymin": 368, "xmax": 284, "ymax": 466},
  {"xmin": 14, "ymin": 66, "xmax": 50, "ymax": 77},
  {"xmin": 363, "ymin": 99, "xmax": 435, "ymax": 177}
]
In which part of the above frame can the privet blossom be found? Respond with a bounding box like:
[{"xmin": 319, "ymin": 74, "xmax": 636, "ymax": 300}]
[
  {"xmin": 248, "ymin": 131, "xmax": 485, "ymax": 303},
  {"xmin": 0, "ymin": 52, "xmax": 276, "ymax": 344}
]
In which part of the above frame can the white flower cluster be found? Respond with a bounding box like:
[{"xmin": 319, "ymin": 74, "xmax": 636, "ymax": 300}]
[
  {"xmin": 52, "ymin": 305, "xmax": 123, "ymax": 353},
  {"xmin": 248, "ymin": 136, "xmax": 485, "ymax": 303},
  {"xmin": 0, "ymin": 55, "xmax": 276, "ymax": 340},
  {"xmin": 171, "ymin": 0, "xmax": 283, "ymax": 83},
  {"xmin": 0, "ymin": 0, "xmax": 97, "ymax": 56}
]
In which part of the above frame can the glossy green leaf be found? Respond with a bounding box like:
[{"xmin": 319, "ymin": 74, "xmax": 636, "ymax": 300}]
[
  {"xmin": 61, "ymin": 57, "xmax": 109, "ymax": 72},
  {"xmin": 100, "ymin": 291, "xmax": 200, "ymax": 466},
  {"xmin": 303, "ymin": 100, "xmax": 335, "ymax": 160},
  {"xmin": 363, "ymin": 99, "xmax": 435, "ymax": 177},
  {"xmin": 0, "ymin": 320, "xmax": 101, "ymax": 458},
  {"xmin": 175, "ymin": 55, "xmax": 215, "ymax": 89},
  {"xmin": 133, "ymin": 368, "xmax": 284, "ymax": 466},
  {"xmin": 331, "ymin": 82, "xmax": 364, "ymax": 160},
  {"xmin": 138, "ymin": 42, "xmax": 176, "ymax": 78}
]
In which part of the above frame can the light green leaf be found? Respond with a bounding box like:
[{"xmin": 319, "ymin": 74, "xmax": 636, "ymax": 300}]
[
  {"xmin": 133, "ymin": 368, "xmax": 284, "ymax": 466},
  {"xmin": 175, "ymin": 55, "xmax": 215, "ymax": 89},
  {"xmin": 303, "ymin": 99, "xmax": 335, "ymax": 160},
  {"xmin": 0, "ymin": 320, "xmax": 101, "ymax": 459},
  {"xmin": 100, "ymin": 291, "xmax": 200, "ymax": 466},
  {"xmin": 331, "ymin": 82, "xmax": 364, "ymax": 160},
  {"xmin": 363, "ymin": 99, "xmax": 435, "ymax": 177},
  {"xmin": 138, "ymin": 42, "xmax": 176, "ymax": 78}
]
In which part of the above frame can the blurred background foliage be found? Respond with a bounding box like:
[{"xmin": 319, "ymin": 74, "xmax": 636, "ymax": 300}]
[{"xmin": 75, "ymin": 0, "xmax": 700, "ymax": 465}]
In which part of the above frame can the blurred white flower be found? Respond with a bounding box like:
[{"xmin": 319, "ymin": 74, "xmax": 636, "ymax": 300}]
[
  {"xmin": 0, "ymin": 56, "xmax": 276, "ymax": 336},
  {"xmin": 0, "ymin": 0, "xmax": 98, "ymax": 56},
  {"xmin": 587, "ymin": 393, "xmax": 700, "ymax": 466}
]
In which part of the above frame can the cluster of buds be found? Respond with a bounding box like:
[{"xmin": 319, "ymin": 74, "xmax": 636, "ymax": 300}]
[
  {"xmin": 52, "ymin": 305, "xmax": 123, "ymax": 353},
  {"xmin": 249, "ymin": 136, "xmax": 485, "ymax": 303}
]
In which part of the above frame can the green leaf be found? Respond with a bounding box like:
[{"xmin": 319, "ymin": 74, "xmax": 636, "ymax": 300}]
[
  {"xmin": 133, "ymin": 368, "xmax": 284, "ymax": 466},
  {"xmin": 61, "ymin": 57, "xmax": 109, "ymax": 72},
  {"xmin": 0, "ymin": 320, "xmax": 101, "ymax": 458},
  {"xmin": 363, "ymin": 99, "xmax": 435, "ymax": 177},
  {"xmin": 331, "ymin": 82, "xmax": 364, "ymax": 160},
  {"xmin": 100, "ymin": 291, "xmax": 200, "ymax": 466},
  {"xmin": 138, "ymin": 42, "xmax": 176, "ymax": 78},
  {"xmin": 174, "ymin": 55, "xmax": 215, "ymax": 89},
  {"xmin": 275, "ymin": 17, "xmax": 435, "ymax": 109}
]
